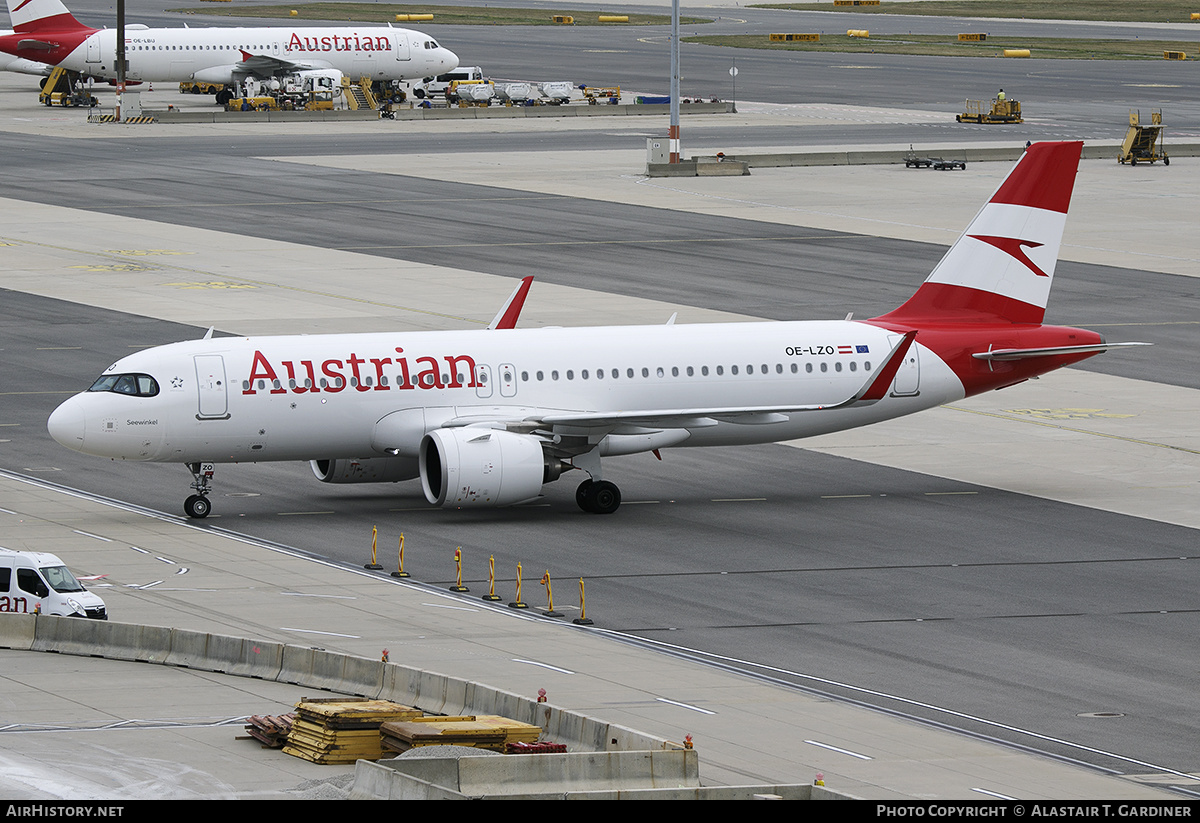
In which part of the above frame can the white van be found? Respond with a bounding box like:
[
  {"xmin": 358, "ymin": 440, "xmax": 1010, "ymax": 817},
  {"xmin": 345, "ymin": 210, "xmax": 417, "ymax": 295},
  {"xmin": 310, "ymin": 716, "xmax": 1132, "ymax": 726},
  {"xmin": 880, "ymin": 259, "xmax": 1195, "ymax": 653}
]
[
  {"xmin": 417, "ymin": 66, "xmax": 484, "ymax": 99},
  {"xmin": 0, "ymin": 548, "xmax": 107, "ymax": 620}
]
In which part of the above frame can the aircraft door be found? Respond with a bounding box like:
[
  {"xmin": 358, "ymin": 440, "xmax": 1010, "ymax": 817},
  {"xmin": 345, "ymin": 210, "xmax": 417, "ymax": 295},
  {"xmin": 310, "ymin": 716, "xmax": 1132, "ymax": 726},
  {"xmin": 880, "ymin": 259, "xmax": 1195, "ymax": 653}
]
[
  {"xmin": 86, "ymin": 34, "xmax": 101, "ymax": 63},
  {"xmin": 499, "ymin": 363, "xmax": 517, "ymax": 398},
  {"xmin": 396, "ymin": 35, "xmax": 412, "ymax": 61},
  {"xmin": 475, "ymin": 364, "xmax": 493, "ymax": 398},
  {"xmin": 888, "ymin": 335, "xmax": 920, "ymax": 396},
  {"xmin": 194, "ymin": 355, "xmax": 230, "ymax": 419}
]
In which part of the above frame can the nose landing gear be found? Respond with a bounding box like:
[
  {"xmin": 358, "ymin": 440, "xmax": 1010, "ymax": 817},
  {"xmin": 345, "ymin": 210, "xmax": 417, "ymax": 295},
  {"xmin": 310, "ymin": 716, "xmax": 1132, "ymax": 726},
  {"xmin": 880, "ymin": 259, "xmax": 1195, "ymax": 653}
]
[{"xmin": 184, "ymin": 462, "xmax": 215, "ymax": 518}]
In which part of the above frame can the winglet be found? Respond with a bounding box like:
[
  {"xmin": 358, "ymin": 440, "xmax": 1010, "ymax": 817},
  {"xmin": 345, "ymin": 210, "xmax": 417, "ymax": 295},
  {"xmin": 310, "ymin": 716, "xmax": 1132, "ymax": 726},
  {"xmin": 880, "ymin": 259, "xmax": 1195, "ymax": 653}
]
[{"xmin": 487, "ymin": 276, "xmax": 534, "ymax": 330}]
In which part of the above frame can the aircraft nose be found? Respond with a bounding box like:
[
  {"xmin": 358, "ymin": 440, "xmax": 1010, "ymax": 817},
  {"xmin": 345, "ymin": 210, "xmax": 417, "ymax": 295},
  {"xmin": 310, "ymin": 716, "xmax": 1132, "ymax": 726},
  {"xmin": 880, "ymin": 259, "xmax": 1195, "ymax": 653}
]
[
  {"xmin": 441, "ymin": 47, "xmax": 459, "ymax": 73},
  {"xmin": 47, "ymin": 394, "xmax": 87, "ymax": 452}
]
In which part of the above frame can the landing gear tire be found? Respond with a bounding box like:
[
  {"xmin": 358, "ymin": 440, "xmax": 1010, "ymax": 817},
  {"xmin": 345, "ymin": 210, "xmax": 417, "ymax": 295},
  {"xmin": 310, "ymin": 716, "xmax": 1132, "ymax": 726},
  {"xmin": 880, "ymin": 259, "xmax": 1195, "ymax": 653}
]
[
  {"xmin": 576, "ymin": 479, "xmax": 621, "ymax": 514},
  {"xmin": 184, "ymin": 494, "xmax": 211, "ymax": 519}
]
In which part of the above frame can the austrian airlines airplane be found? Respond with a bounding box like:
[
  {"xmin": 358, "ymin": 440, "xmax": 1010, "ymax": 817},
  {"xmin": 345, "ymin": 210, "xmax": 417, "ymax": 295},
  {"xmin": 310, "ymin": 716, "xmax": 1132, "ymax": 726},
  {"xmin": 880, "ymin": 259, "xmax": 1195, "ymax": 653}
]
[
  {"xmin": 0, "ymin": 0, "xmax": 457, "ymax": 91},
  {"xmin": 48, "ymin": 142, "xmax": 1144, "ymax": 517}
]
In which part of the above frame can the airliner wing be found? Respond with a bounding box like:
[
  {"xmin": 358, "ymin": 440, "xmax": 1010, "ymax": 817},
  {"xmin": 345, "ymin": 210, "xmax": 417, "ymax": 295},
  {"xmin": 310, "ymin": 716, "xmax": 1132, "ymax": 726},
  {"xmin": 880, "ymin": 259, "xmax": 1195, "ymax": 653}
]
[
  {"xmin": 443, "ymin": 331, "xmax": 917, "ymax": 433},
  {"xmin": 235, "ymin": 51, "xmax": 334, "ymax": 77}
]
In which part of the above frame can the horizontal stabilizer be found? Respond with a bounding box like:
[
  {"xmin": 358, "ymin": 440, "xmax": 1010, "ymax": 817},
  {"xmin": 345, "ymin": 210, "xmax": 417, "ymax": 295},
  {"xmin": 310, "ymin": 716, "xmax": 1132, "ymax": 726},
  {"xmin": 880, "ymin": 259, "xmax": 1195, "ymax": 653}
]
[
  {"xmin": 972, "ymin": 342, "xmax": 1151, "ymax": 361},
  {"xmin": 17, "ymin": 38, "xmax": 57, "ymax": 51}
]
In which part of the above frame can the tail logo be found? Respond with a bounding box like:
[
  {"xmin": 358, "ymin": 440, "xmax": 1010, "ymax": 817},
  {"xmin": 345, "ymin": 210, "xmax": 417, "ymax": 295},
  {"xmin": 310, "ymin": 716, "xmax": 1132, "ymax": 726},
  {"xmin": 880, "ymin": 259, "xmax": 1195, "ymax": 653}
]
[
  {"xmin": 967, "ymin": 234, "xmax": 1049, "ymax": 278},
  {"xmin": 13, "ymin": 0, "xmax": 37, "ymax": 11}
]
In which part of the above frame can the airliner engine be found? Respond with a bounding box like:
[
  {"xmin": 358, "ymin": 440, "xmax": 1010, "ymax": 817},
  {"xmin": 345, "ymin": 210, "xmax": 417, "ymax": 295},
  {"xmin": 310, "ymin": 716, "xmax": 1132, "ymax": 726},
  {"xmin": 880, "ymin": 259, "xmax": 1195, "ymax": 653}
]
[{"xmin": 419, "ymin": 428, "xmax": 555, "ymax": 508}]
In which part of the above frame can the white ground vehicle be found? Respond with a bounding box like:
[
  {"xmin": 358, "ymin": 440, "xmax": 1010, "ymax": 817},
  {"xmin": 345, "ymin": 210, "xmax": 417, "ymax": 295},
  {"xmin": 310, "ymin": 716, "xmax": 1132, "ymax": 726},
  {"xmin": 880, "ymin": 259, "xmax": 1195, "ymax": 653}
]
[
  {"xmin": 0, "ymin": 548, "xmax": 107, "ymax": 619},
  {"xmin": 417, "ymin": 65, "xmax": 483, "ymax": 99}
]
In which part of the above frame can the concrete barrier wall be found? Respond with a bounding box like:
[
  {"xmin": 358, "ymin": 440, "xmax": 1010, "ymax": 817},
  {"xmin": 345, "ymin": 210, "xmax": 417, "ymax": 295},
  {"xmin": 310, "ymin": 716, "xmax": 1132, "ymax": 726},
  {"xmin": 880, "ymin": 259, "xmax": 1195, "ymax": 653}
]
[
  {"xmin": 0, "ymin": 613, "xmax": 35, "ymax": 650},
  {"xmin": 697, "ymin": 143, "xmax": 1200, "ymax": 169},
  {"xmin": 352, "ymin": 751, "xmax": 838, "ymax": 799},
  {"xmin": 152, "ymin": 102, "xmax": 731, "ymax": 124},
  {"xmin": 0, "ymin": 614, "xmax": 674, "ymax": 753}
]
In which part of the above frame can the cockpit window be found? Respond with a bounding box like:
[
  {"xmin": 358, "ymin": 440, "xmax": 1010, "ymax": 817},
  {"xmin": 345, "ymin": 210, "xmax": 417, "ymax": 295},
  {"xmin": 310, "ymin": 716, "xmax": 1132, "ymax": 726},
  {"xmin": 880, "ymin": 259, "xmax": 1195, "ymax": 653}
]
[{"xmin": 88, "ymin": 373, "xmax": 159, "ymax": 397}]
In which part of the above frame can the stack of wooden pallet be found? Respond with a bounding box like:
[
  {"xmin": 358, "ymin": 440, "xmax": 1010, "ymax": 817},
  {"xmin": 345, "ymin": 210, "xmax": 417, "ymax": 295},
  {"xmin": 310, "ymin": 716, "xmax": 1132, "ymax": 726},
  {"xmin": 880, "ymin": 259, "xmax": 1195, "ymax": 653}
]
[
  {"xmin": 282, "ymin": 698, "xmax": 421, "ymax": 764},
  {"xmin": 380, "ymin": 714, "xmax": 543, "ymax": 754}
]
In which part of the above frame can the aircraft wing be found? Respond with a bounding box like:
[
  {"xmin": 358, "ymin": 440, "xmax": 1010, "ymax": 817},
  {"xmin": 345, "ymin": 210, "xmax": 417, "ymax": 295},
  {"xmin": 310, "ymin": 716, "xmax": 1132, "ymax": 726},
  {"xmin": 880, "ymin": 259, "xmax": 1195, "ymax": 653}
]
[
  {"xmin": 442, "ymin": 331, "xmax": 918, "ymax": 434},
  {"xmin": 235, "ymin": 51, "xmax": 334, "ymax": 77}
]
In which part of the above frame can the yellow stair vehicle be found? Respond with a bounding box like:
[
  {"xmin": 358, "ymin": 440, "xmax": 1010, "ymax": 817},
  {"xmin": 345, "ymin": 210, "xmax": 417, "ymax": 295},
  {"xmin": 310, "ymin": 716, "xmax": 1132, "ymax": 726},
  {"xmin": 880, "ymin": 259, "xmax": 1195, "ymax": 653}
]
[
  {"xmin": 1118, "ymin": 109, "xmax": 1169, "ymax": 166},
  {"xmin": 957, "ymin": 96, "xmax": 1022, "ymax": 124},
  {"xmin": 39, "ymin": 67, "xmax": 98, "ymax": 107}
]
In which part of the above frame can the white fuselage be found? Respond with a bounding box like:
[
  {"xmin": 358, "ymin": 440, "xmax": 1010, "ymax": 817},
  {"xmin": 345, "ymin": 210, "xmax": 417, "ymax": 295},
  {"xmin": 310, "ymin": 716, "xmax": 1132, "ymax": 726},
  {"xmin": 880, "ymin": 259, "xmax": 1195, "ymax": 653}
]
[
  {"xmin": 51, "ymin": 25, "xmax": 456, "ymax": 83},
  {"xmin": 47, "ymin": 320, "xmax": 964, "ymax": 465}
]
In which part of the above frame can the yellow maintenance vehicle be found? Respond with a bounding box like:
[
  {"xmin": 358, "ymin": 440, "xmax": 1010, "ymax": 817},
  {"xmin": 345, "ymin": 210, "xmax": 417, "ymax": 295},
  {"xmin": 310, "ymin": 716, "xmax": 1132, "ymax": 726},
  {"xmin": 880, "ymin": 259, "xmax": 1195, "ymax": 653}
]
[
  {"xmin": 39, "ymin": 67, "xmax": 98, "ymax": 107},
  {"xmin": 226, "ymin": 96, "xmax": 281, "ymax": 112},
  {"xmin": 1118, "ymin": 109, "xmax": 1169, "ymax": 166},
  {"xmin": 581, "ymin": 85, "xmax": 620, "ymax": 105},
  {"xmin": 957, "ymin": 96, "xmax": 1022, "ymax": 124}
]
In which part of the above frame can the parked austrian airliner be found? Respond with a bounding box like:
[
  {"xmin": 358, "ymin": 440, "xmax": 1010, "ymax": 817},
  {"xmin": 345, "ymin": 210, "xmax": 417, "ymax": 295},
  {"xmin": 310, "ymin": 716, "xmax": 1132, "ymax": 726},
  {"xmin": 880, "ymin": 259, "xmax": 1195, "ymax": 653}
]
[
  {"xmin": 0, "ymin": 0, "xmax": 457, "ymax": 92},
  {"xmin": 48, "ymin": 142, "xmax": 1144, "ymax": 517}
]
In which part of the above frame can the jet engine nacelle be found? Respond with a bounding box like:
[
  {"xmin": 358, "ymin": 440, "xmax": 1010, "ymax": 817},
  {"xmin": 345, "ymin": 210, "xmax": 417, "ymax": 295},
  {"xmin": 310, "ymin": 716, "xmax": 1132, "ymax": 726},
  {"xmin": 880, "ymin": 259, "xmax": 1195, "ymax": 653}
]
[
  {"xmin": 191, "ymin": 65, "xmax": 238, "ymax": 85},
  {"xmin": 419, "ymin": 428, "xmax": 548, "ymax": 508},
  {"xmin": 310, "ymin": 456, "xmax": 419, "ymax": 484}
]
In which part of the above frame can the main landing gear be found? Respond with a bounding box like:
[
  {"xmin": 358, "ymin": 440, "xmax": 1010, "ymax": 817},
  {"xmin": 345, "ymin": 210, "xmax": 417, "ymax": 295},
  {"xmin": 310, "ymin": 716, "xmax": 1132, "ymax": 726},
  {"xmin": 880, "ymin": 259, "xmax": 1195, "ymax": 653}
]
[
  {"xmin": 184, "ymin": 462, "xmax": 215, "ymax": 519},
  {"xmin": 569, "ymin": 446, "xmax": 621, "ymax": 514},
  {"xmin": 576, "ymin": 479, "xmax": 621, "ymax": 514}
]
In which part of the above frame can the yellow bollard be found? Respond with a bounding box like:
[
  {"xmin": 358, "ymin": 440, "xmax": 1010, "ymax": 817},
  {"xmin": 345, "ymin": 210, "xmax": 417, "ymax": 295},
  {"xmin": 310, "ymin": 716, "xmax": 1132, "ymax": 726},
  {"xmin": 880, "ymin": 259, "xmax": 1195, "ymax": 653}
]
[
  {"xmin": 483, "ymin": 555, "xmax": 502, "ymax": 602},
  {"xmin": 540, "ymin": 571, "xmax": 563, "ymax": 617},
  {"xmin": 391, "ymin": 533, "xmax": 409, "ymax": 578},
  {"xmin": 365, "ymin": 525, "xmax": 383, "ymax": 570},
  {"xmin": 449, "ymin": 547, "xmax": 469, "ymax": 592},
  {"xmin": 573, "ymin": 577, "xmax": 595, "ymax": 625},
  {"xmin": 509, "ymin": 562, "xmax": 528, "ymax": 609},
  {"xmin": 289, "ymin": 9, "xmax": 298, "ymax": 16}
]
